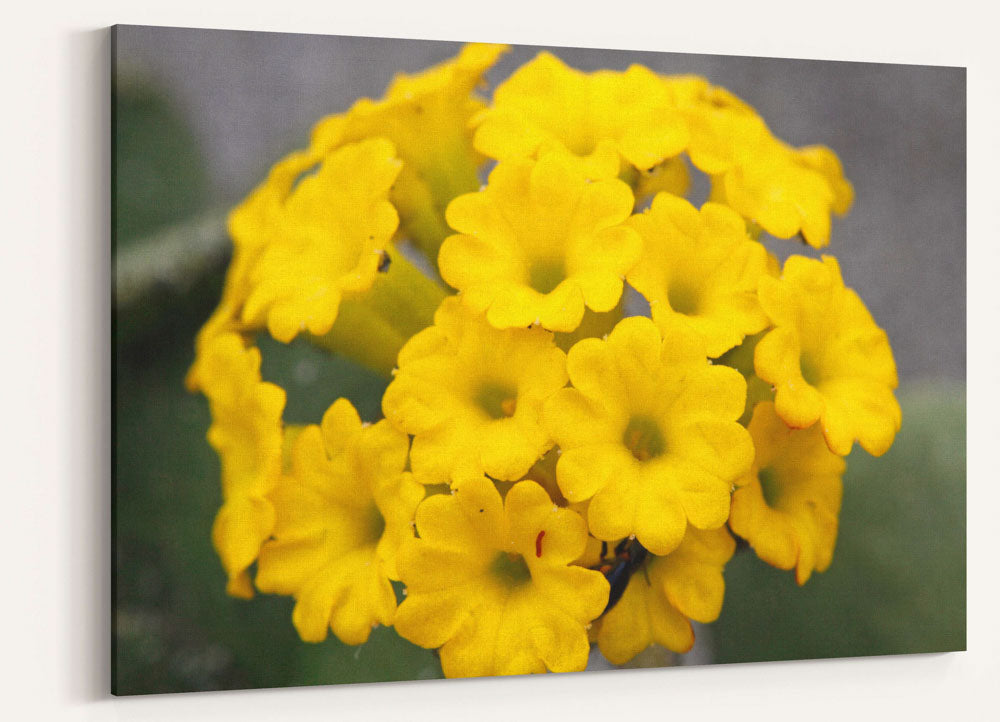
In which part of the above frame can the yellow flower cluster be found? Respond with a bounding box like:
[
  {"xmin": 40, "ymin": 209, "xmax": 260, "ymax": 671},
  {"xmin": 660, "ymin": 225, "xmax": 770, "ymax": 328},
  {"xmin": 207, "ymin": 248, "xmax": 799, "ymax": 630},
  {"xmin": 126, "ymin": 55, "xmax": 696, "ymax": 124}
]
[
  {"xmin": 188, "ymin": 44, "xmax": 899, "ymax": 677},
  {"xmin": 474, "ymin": 54, "xmax": 853, "ymax": 247}
]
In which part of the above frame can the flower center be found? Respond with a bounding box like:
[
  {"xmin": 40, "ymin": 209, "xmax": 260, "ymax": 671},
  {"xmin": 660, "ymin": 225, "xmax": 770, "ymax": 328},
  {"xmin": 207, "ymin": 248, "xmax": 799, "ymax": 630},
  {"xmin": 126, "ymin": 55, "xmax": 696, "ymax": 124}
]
[
  {"xmin": 799, "ymin": 353, "xmax": 822, "ymax": 387},
  {"xmin": 529, "ymin": 259, "xmax": 567, "ymax": 295},
  {"xmin": 623, "ymin": 415, "xmax": 666, "ymax": 462},
  {"xmin": 758, "ymin": 467, "xmax": 782, "ymax": 508},
  {"xmin": 365, "ymin": 503, "xmax": 386, "ymax": 545},
  {"xmin": 490, "ymin": 552, "xmax": 532, "ymax": 587},
  {"xmin": 565, "ymin": 133, "xmax": 597, "ymax": 157},
  {"xmin": 667, "ymin": 281, "xmax": 700, "ymax": 315},
  {"xmin": 476, "ymin": 382, "xmax": 518, "ymax": 420}
]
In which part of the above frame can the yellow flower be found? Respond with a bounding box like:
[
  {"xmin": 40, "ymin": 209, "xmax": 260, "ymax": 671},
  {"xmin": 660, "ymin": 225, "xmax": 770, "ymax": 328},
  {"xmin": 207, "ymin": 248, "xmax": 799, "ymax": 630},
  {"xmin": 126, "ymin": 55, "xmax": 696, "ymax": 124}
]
[
  {"xmin": 626, "ymin": 193, "xmax": 770, "ymax": 357},
  {"xmin": 754, "ymin": 255, "xmax": 901, "ymax": 456},
  {"xmin": 631, "ymin": 156, "xmax": 691, "ymax": 203},
  {"xmin": 239, "ymin": 138, "xmax": 403, "ymax": 343},
  {"xmin": 596, "ymin": 527, "xmax": 735, "ymax": 663},
  {"xmin": 438, "ymin": 152, "xmax": 641, "ymax": 332},
  {"xmin": 713, "ymin": 135, "xmax": 854, "ymax": 248},
  {"xmin": 382, "ymin": 297, "xmax": 567, "ymax": 485},
  {"xmin": 254, "ymin": 399, "xmax": 424, "ymax": 644},
  {"xmin": 543, "ymin": 316, "xmax": 753, "ymax": 555},
  {"xmin": 796, "ymin": 144, "xmax": 855, "ymax": 217},
  {"xmin": 473, "ymin": 52, "xmax": 689, "ymax": 180},
  {"xmin": 393, "ymin": 477, "xmax": 609, "ymax": 677},
  {"xmin": 186, "ymin": 149, "xmax": 321, "ymax": 391},
  {"xmin": 651, "ymin": 76, "xmax": 852, "ymax": 249},
  {"xmin": 311, "ymin": 43, "xmax": 508, "ymax": 257},
  {"xmin": 729, "ymin": 402, "xmax": 845, "ymax": 584},
  {"xmin": 659, "ymin": 75, "xmax": 767, "ymax": 176},
  {"xmin": 197, "ymin": 332, "xmax": 286, "ymax": 598}
]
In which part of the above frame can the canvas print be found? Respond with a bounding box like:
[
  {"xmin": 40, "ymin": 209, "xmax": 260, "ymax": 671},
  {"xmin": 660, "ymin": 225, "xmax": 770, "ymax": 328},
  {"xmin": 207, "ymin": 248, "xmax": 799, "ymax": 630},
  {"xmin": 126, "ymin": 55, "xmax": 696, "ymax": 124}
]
[{"xmin": 112, "ymin": 25, "xmax": 966, "ymax": 694}]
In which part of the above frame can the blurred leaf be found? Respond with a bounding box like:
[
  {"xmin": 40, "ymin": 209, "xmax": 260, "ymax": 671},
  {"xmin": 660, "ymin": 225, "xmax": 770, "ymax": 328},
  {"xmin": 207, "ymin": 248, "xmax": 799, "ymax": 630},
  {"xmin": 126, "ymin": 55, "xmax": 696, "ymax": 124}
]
[
  {"xmin": 113, "ymin": 70, "xmax": 210, "ymax": 247},
  {"xmin": 113, "ymin": 72, "xmax": 224, "ymax": 357},
  {"xmin": 256, "ymin": 335, "xmax": 389, "ymax": 426},
  {"xmin": 114, "ymin": 333, "xmax": 436, "ymax": 694},
  {"xmin": 295, "ymin": 621, "xmax": 442, "ymax": 686},
  {"xmin": 713, "ymin": 383, "xmax": 966, "ymax": 663},
  {"xmin": 115, "ymin": 342, "xmax": 300, "ymax": 694}
]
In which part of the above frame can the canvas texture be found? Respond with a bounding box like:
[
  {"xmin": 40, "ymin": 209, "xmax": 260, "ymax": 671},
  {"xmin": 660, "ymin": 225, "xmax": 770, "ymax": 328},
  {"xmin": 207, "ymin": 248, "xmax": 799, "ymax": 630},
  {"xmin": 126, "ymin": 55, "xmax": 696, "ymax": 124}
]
[{"xmin": 111, "ymin": 25, "xmax": 966, "ymax": 695}]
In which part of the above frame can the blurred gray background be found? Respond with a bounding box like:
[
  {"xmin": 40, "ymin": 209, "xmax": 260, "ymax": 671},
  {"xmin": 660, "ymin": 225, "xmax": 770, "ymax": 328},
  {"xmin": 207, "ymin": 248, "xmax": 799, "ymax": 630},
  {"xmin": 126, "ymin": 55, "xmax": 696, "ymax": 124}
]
[{"xmin": 114, "ymin": 24, "xmax": 965, "ymax": 384}]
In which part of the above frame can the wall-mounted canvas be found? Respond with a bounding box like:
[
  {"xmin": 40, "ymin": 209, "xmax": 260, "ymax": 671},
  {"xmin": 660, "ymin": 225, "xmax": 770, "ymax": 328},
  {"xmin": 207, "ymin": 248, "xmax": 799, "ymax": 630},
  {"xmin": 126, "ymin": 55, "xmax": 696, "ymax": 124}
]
[{"xmin": 111, "ymin": 24, "xmax": 966, "ymax": 695}]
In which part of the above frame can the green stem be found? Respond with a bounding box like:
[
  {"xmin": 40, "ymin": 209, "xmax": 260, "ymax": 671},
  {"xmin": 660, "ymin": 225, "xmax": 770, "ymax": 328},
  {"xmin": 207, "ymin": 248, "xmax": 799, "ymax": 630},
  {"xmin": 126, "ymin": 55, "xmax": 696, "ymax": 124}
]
[
  {"xmin": 311, "ymin": 248, "xmax": 448, "ymax": 377},
  {"xmin": 396, "ymin": 144, "xmax": 483, "ymax": 263}
]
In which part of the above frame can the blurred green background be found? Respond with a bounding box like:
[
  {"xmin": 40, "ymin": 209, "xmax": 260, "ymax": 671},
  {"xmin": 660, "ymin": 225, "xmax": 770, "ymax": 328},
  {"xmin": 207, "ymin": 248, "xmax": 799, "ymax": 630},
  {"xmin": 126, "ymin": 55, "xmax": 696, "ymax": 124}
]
[{"xmin": 112, "ymin": 29, "xmax": 966, "ymax": 695}]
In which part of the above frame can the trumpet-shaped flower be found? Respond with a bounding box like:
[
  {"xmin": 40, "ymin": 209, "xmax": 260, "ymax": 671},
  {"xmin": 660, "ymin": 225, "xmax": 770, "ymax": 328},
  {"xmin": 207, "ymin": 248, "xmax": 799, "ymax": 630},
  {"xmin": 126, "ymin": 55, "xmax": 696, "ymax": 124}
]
[
  {"xmin": 596, "ymin": 526, "xmax": 735, "ymax": 663},
  {"xmin": 438, "ymin": 152, "xmax": 641, "ymax": 332},
  {"xmin": 632, "ymin": 156, "xmax": 691, "ymax": 202},
  {"xmin": 311, "ymin": 43, "xmax": 508, "ymax": 255},
  {"xmin": 713, "ymin": 136, "xmax": 854, "ymax": 248},
  {"xmin": 658, "ymin": 76, "xmax": 851, "ymax": 248},
  {"xmin": 393, "ymin": 477, "xmax": 609, "ymax": 677},
  {"xmin": 796, "ymin": 144, "xmax": 854, "ymax": 217},
  {"xmin": 658, "ymin": 75, "xmax": 767, "ymax": 176},
  {"xmin": 382, "ymin": 297, "xmax": 567, "ymax": 485},
  {"xmin": 255, "ymin": 399, "xmax": 424, "ymax": 644},
  {"xmin": 239, "ymin": 138, "xmax": 402, "ymax": 343},
  {"xmin": 729, "ymin": 402, "xmax": 845, "ymax": 584},
  {"xmin": 473, "ymin": 52, "xmax": 689, "ymax": 179},
  {"xmin": 627, "ymin": 194, "xmax": 770, "ymax": 357},
  {"xmin": 186, "ymin": 149, "xmax": 323, "ymax": 390},
  {"xmin": 198, "ymin": 332, "xmax": 286, "ymax": 598},
  {"xmin": 754, "ymin": 255, "xmax": 900, "ymax": 456},
  {"xmin": 543, "ymin": 316, "xmax": 753, "ymax": 555}
]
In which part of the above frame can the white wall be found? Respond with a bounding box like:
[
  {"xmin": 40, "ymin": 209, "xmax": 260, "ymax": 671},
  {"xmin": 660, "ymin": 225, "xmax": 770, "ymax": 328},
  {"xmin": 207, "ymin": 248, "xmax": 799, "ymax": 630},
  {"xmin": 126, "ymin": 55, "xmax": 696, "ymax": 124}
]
[{"xmin": 4, "ymin": 1, "xmax": 997, "ymax": 719}]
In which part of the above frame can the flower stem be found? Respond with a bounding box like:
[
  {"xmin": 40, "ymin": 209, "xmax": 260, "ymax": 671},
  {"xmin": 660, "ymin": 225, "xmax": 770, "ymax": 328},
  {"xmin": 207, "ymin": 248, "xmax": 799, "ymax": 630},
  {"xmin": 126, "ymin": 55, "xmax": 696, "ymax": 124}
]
[
  {"xmin": 312, "ymin": 248, "xmax": 448, "ymax": 376},
  {"xmin": 393, "ymin": 144, "xmax": 483, "ymax": 262}
]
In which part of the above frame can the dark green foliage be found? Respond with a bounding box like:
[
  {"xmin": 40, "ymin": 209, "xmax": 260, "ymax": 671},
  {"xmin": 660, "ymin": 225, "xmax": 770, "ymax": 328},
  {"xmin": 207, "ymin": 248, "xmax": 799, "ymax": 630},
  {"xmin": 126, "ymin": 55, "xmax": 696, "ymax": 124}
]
[
  {"xmin": 713, "ymin": 384, "xmax": 966, "ymax": 663},
  {"xmin": 113, "ymin": 70, "xmax": 209, "ymax": 247},
  {"xmin": 112, "ymin": 76, "xmax": 438, "ymax": 695},
  {"xmin": 113, "ymin": 322, "xmax": 440, "ymax": 695}
]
